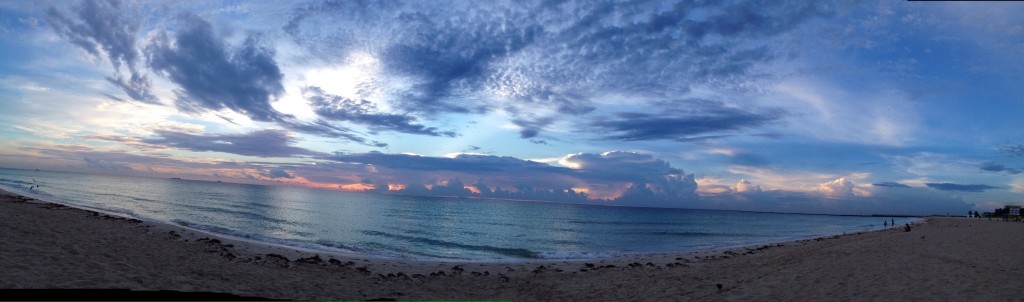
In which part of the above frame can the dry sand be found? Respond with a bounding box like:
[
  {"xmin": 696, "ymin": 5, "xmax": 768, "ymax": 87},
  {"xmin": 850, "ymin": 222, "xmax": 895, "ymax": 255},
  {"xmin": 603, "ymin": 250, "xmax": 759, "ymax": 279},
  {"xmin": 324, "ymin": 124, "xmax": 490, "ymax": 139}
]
[{"xmin": 2, "ymin": 189, "xmax": 1022, "ymax": 300}]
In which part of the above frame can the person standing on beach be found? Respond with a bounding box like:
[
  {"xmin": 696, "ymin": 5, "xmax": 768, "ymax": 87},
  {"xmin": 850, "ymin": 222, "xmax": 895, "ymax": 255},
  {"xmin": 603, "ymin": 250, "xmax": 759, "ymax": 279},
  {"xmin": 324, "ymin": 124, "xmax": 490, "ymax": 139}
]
[
  {"xmin": 892, "ymin": 218, "xmax": 896, "ymax": 228},
  {"xmin": 884, "ymin": 220, "xmax": 888, "ymax": 228}
]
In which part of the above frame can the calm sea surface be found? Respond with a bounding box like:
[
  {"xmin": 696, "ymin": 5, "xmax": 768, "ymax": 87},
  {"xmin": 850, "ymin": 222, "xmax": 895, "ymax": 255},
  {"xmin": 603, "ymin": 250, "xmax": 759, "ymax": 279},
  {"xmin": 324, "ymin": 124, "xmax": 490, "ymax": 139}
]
[{"xmin": 0, "ymin": 168, "xmax": 917, "ymax": 261}]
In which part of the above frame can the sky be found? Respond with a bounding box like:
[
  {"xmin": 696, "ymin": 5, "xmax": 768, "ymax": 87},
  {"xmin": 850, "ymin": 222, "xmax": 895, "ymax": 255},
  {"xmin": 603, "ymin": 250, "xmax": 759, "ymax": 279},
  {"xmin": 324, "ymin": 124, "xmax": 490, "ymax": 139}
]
[{"xmin": 1, "ymin": 0, "xmax": 1022, "ymax": 215}]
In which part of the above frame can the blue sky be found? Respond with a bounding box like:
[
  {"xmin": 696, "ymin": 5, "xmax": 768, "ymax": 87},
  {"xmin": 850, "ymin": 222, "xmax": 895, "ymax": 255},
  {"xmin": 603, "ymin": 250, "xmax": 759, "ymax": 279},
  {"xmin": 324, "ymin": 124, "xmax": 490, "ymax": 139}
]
[{"xmin": 1, "ymin": 0, "xmax": 1022, "ymax": 215}]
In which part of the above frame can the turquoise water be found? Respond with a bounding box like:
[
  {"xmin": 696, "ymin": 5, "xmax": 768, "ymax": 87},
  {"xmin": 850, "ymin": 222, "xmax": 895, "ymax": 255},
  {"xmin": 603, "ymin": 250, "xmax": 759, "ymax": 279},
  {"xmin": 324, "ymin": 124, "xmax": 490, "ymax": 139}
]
[{"xmin": 0, "ymin": 168, "xmax": 916, "ymax": 261}]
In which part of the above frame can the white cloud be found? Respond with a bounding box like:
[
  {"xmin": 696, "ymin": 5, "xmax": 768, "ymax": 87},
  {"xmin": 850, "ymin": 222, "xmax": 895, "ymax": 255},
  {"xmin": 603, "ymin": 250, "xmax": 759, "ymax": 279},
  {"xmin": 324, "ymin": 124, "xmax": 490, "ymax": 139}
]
[
  {"xmin": 734, "ymin": 179, "xmax": 762, "ymax": 193},
  {"xmin": 1011, "ymin": 178, "xmax": 1024, "ymax": 193},
  {"xmin": 764, "ymin": 78, "xmax": 919, "ymax": 146},
  {"xmin": 817, "ymin": 177, "xmax": 854, "ymax": 197}
]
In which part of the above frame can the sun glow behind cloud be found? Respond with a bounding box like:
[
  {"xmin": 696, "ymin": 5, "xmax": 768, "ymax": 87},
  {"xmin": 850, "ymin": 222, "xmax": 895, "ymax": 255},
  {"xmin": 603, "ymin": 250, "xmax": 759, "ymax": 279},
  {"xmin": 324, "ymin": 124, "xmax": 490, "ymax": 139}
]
[{"xmin": 1, "ymin": 0, "xmax": 1022, "ymax": 214}]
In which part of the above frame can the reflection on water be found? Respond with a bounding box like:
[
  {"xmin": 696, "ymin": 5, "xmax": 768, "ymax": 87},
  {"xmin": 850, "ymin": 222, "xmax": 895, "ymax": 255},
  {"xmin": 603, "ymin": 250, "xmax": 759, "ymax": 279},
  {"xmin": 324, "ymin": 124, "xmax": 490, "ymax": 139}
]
[{"xmin": 0, "ymin": 168, "xmax": 917, "ymax": 261}]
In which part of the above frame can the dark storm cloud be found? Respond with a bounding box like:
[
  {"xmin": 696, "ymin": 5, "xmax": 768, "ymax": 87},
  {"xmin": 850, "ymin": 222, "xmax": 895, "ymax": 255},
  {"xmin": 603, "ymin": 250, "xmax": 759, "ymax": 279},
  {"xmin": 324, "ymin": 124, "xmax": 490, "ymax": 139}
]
[
  {"xmin": 593, "ymin": 100, "xmax": 783, "ymax": 141},
  {"xmin": 872, "ymin": 181, "xmax": 911, "ymax": 188},
  {"xmin": 979, "ymin": 162, "xmax": 1022, "ymax": 175},
  {"xmin": 141, "ymin": 129, "xmax": 327, "ymax": 158},
  {"xmin": 285, "ymin": 0, "xmax": 833, "ymax": 138},
  {"xmin": 303, "ymin": 87, "xmax": 456, "ymax": 137},
  {"xmin": 925, "ymin": 183, "xmax": 1003, "ymax": 193},
  {"xmin": 146, "ymin": 14, "xmax": 285, "ymax": 122},
  {"xmin": 46, "ymin": 0, "xmax": 156, "ymax": 103}
]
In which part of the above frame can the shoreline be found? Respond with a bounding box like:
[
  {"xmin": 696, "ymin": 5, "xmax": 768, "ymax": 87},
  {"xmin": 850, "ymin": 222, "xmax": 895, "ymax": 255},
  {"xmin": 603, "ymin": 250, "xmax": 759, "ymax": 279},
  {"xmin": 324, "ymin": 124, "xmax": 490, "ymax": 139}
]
[
  {"xmin": 0, "ymin": 187, "xmax": 861, "ymax": 269},
  {"xmin": 2, "ymin": 189, "xmax": 1020, "ymax": 300},
  {"xmin": 0, "ymin": 184, "xmax": 913, "ymax": 264}
]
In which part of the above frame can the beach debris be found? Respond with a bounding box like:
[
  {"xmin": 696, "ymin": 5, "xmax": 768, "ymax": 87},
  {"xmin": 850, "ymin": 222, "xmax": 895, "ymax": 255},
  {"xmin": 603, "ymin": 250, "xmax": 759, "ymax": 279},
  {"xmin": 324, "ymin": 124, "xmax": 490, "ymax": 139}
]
[
  {"xmin": 328, "ymin": 258, "xmax": 355, "ymax": 267},
  {"xmin": 585, "ymin": 263, "xmax": 595, "ymax": 268},
  {"xmin": 531, "ymin": 265, "xmax": 549, "ymax": 274},
  {"xmin": 197, "ymin": 237, "xmax": 222, "ymax": 245},
  {"xmin": 355, "ymin": 266, "xmax": 371, "ymax": 274},
  {"xmin": 450, "ymin": 265, "xmax": 464, "ymax": 274},
  {"xmin": 264, "ymin": 254, "xmax": 291, "ymax": 267},
  {"xmin": 628, "ymin": 262, "xmax": 642, "ymax": 268},
  {"xmin": 499, "ymin": 274, "xmax": 510, "ymax": 282},
  {"xmin": 429, "ymin": 270, "xmax": 447, "ymax": 277},
  {"xmin": 42, "ymin": 203, "xmax": 70, "ymax": 210},
  {"xmin": 716, "ymin": 283, "xmax": 723, "ymax": 291},
  {"xmin": 296, "ymin": 254, "xmax": 324, "ymax": 264}
]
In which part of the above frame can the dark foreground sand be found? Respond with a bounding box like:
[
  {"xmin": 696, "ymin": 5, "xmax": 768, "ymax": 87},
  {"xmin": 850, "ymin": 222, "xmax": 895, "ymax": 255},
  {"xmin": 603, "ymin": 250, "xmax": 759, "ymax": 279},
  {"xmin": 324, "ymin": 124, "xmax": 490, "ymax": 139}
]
[{"xmin": 2, "ymin": 189, "xmax": 1022, "ymax": 301}]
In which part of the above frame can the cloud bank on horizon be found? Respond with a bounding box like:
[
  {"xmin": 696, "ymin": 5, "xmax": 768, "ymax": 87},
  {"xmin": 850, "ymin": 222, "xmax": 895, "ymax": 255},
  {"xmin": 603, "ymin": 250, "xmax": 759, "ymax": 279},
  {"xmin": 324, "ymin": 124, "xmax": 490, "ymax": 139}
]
[{"xmin": 1, "ymin": 0, "xmax": 1023, "ymax": 215}]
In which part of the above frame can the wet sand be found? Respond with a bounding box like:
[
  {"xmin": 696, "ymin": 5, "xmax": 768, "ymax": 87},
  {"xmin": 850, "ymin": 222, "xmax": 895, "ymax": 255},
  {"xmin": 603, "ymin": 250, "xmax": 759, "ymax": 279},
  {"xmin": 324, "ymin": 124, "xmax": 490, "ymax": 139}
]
[{"xmin": 1, "ymin": 189, "xmax": 1021, "ymax": 300}]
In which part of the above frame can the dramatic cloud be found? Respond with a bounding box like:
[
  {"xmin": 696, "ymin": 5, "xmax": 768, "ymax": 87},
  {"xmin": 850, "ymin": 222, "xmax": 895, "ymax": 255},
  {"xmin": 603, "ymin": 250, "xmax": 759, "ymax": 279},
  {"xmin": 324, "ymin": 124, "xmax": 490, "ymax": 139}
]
[
  {"xmin": 146, "ymin": 14, "xmax": 285, "ymax": 122},
  {"xmin": 979, "ymin": 162, "xmax": 1022, "ymax": 175},
  {"xmin": 141, "ymin": 129, "xmax": 326, "ymax": 158},
  {"xmin": 46, "ymin": 0, "xmax": 156, "ymax": 103},
  {"xmin": 322, "ymin": 151, "xmax": 697, "ymax": 205},
  {"xmin": 302, "ymin": 87, "xmax": 455, "ymax": 137},
  {"xmin": 559, "ymin": 152, "xmax": 698, "ymax": 202},
  {"xmin": 284, "ymin": 0, "xmax": 829, "ymax": 138},
  {"xmin": 8, "ymin": 0, "xmax": 1021, "ymax": 216},
  {"xmin": 873, "ymin": 181, "xmax": 911, "ymax": 188},
  {"xmin": 593, "ymin": 100, "xmax": 783, "ymax": 141},
  {"xmin": 925, "ymin": 183, "xmax": 1003, "ymax": 193}
]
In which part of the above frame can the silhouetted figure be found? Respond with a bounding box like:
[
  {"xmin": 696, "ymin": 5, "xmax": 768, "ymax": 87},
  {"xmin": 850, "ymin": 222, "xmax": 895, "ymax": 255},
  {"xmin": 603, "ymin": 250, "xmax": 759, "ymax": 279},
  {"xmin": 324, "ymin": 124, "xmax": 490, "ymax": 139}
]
[
  {"xmin": 884, "ymin": 220, "xmax": 888, "ymax": 228},
  {"xmin": 904, "ymin": 223, "xmax": 911, "ymax": 232}
]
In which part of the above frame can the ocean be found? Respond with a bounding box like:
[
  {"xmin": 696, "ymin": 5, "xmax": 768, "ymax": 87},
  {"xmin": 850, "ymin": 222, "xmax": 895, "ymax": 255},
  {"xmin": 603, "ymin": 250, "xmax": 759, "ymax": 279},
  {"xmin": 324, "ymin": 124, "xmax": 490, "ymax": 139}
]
[{"xmin": 0, "ymin": 168, "xmax": 917, "ymax": 261}]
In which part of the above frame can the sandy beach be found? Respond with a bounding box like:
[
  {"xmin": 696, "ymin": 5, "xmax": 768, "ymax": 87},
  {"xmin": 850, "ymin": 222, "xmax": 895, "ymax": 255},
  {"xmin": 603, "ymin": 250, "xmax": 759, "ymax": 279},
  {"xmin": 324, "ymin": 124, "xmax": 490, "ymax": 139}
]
[{"xmin": 2, "ymin": 189, "xmax": 1022, "ymax": 301}]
